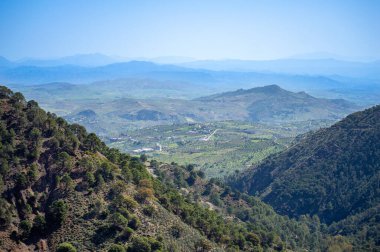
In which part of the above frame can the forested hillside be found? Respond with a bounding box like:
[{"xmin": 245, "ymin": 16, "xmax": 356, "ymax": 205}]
[
  {"xmin": 0, "ymin": 85, "xmax": 356, "ymax": 251},
  {"xmin": 229, "ymin": 105, "xmax": 380, "ymax": 250}
]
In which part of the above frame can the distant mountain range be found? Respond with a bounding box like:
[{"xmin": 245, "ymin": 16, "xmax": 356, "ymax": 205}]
[
  {"xmin": 180, "ymin": 58, "xmax": 380, "ymax": 79},
  {"xmin": 0, "ymin": 54, "xmax": 120, "ymax": 67},
  {"xmin": 2, "ymin": 55, "xmax": 380, "ymax": 106},
  {"xmin": 2, "ymin": 54, "xmax": 380, "ymax": 78},
  {"xmin": 1, "ymin": 85, "xmax": 362, "ymax": 251},
  {"xmin": 59, "ymin": 85, "xmax": 359, "ymax": 136}
]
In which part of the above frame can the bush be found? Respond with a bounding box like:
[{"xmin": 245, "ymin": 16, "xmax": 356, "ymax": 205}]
[
  {"xmin": 139, "ymin": 179, "xmax": 153, "ymax": 189},
  {"xmin": 142, "ymin": 205, "xmax": 155, "ymax": 216},
  {"xmin": 149, "ymin": 238, "xmax": 163, "ymax": 251},
  {"xmin": 128, "ymin": 236, "xmax": 151, "ymax": 252},
  {"xmin": 128, "ymin": 215, "xmax": 141, "ymax": 230},
  {"xmin": 170, "ymin": 224, "xmax": 183, "ymax": 238},
  {"xmin": 0, "ymin": 199, "xmax": 12, "ymax": 227},
  {"xmin": 140, "ymin": 154, "xmax": 148, "ymax": 162},
  {"xmin": 117, "ymin": 227, "xmax": 133, "ymax": 242},
  {"xmin": 246, "ymin": 232, "xmax": 261, "ymax": 247},
  {"xmin": 56, "ymin": 242, "xmax": 77, "ymax": 252},
  {"xmin": 110, "ymin": 213, "xmax": 129, "ymax": 230},
  {"xmin": 27, "ymin": 163, "xmax": 39, "ymax": 183},
  {"xmin": 19, "ymin": 220, "xmax": 32, "ymax": 237},
  {"xmin": 196, "ymin": 239, "xmax": 213, "ymax": 252},
  {"xmin": 100, "ymin": 162, "xmax": 117, "ymax": 181},
  {"xmin": 85, "ymin": 172, "xmax": 96, "ymax": 187},
  {"xmin": 108, "ymin": 244, "xmax": 126, "ymax": 252},
  {"xmin": 48, "ymin": 200, "xmax": 68, "ymax": 227},
  {"xmin": 135, "ymin": 188, "xmax": 154, "ymax": 203},
  {"xmin": 112, "ymin": 195, "xmax": 137, "ymax": 211},
  {"xmin": 57, "ymin": 152, "xmax": 73, "ymax": 171},
  {"xmin": 32, "ymin": 215, "xmax": 46, "ymax": 234},
  {"xmin": 16, "ymin": 173, "xmax": 29, "ymax": 189}
]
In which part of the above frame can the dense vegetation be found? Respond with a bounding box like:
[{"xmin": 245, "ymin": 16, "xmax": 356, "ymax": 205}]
[
  {"xmin": 0, "ymin": 86, "xmax": 204, "ymax": 251},
  {"xmin": 229, "ymin": 105, "xmax": 380, "ymax": 250},
  {"xmin": 0, "ymin": 85, "xmax": 374, "ymax": 251},
  {"xmin": 150, "ymin": 161, "xmax": 356, "ymax": 251},
  {"xmin": 0, "ymin": 86, "xmax": 324, "ymax": 251}
]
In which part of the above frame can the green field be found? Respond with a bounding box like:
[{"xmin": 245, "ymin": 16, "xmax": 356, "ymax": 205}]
[{"xmin": 109, "ymin": 120, "xmax": 332, "ymax": 177}]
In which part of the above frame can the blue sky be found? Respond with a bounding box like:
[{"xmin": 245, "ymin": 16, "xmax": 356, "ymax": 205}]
[{"xmin": 0, "ymin": 0, "xmax": 379, "ymax": 60}]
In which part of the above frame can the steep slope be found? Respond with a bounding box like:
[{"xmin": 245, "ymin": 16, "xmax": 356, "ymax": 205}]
[
  {"xmin": 0, "ymin": 86, "xmax": 243, "ymax": 251},
  {"xmin": 1, "ymin": 85, "xmax": 351, "ymax": 251},
  {"xmin": 148, "ymin": 161, "xmax": 353, "ymax": 251},
  {"xmin": 229, "ymin": 105, "xmax": 380, "ymax": 249}
]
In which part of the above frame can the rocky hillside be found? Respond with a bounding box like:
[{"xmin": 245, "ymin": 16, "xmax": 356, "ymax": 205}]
[
  {"xmin": 0, "ymin": 86, "xmax": 237, "ymax": 251},
  {"xmin": 0, "ymin": 85, "xmax": 354, "ymax": 251},
  {"xmin": 229, "ymin": 105, "xmax": 380, "ymax": 250}
]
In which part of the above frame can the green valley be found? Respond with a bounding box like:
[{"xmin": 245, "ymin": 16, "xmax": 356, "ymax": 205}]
[{"xmin": 109, "ymin": 120, "xmax": 333, "ymax": 177}]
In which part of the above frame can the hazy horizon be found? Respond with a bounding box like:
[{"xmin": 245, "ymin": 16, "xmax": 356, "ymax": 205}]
[{"xmin": 1, "ymin": 0, "xmax": 380, "ymax": 61}]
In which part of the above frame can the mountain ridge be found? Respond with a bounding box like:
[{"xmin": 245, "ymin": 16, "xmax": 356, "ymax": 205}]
[
  {"xmin": 228, "ymin": 105, "xmax": 380, "ymax": 249},
  {"xmin": 1, "ymin": 85, "xmax": 351, "ymax": 251}
]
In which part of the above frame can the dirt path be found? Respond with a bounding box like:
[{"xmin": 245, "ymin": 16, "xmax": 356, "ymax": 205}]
[{"xmin": 201, "ymin": 129, "xmax": 219, "ymax": 141}]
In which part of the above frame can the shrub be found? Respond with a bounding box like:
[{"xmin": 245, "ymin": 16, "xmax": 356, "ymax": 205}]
[
  {"xmin": 135, "ymin": 188, "xmax": 154, "ymax": 203},
  {"xmin": 170, "ymin": 224, "xmax": 183, "ymax": 238},
  {"xmin": 138, "ymin": 179, "xmax": 153, "ymax": 189},
  {"xmin": 124, "ymin": 196, "xmax": 138, "ymax": 210},
  {"xmin": 108, "ymin": 244, "xmax": 126, "ymax": 252},
  {"xmin": 27, "ymin": 163, "xmax": 39, "ymax": 183},
  {"xmin": 100, "ymin": 162, "xmax": 116, "ymax": 181},
  {"xmin": 0, "ymin": 159, "xmax": 9, "ymax": 176},
  {"xmin": 57, "ymin": 152, "xmax": 73, "ymax": 171},
  {"xmin": 196, "ymin": 239, "xmax": 213, "ymax": 252},
  {"xmin": 0, "ymin": 175, "xmax": 4, "ymax": 193},
  {"xmin": 140, "ymin": 154, "xmax": 148, "ymax": 162},
  {"xmin": 110, "ymin": 181, "xmax": 127, "ymax": 196},
  {"xmin": 85, "ymin": 172, "xmax": 96, "ymax": 187},
  {"xmin": 142, "ymin": 205, "xmax": 155, "ymax": 216},
  {"xmin": 61, "ymin": 173, "xmax": 74, "ymax": 191},
  {"xmin": 56, "ymin": 242, "xmax": 77, "ymax": 252},
  {"xmin": 16, "ymin": 173, "xmax": 29, "ymax": 189},
  {"xmin": 246, "ymin": 232, "xmax": 261, "ymax": 247},
  {"xmin": 112, "ymin": 195, "xmax": 138, "ymax": 211},
  {"xmin": 19, "ymin": 220, "xmax": 32, "ymax": 237},
  {"xmin": 128, "ymin": 236, "xmax": 151, "ymax": 252},
  {"xmin": 0, "ymin": 198, "xmax": 12, "ymax": 227},
  {"xmin": 110, "ymin": 213, "xmax": 129, "ymax": 229},
  {"xmin": 128, "ymin": 215, "xmax": 141, "ymax": 230},
  {"xmin": 32, "ymin": 215, "xmax": 46, "ymax": 234},
  {"xmin": 149, "ymin": 237, "xmax": 163, "ymax": 251},
  {"xmin": 117, "ymin": 227, "xmax": 133, "ymax": 242},
  {"xmin": 186, "ymin": 172, "xmax": 197, "ymax": 186},
  {"xmin": 48, "ymin": 200, "xmax": 68, "ymax": 227}
]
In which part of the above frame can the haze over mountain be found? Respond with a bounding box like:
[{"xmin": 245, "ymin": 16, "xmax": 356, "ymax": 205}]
[
  {"xmin": 29, "ymin": 84, "xmax": 358, "ymax": 136},
  {"xmin": 0, "ymin": 57, "xmax": 380, "ymax": 105},
  {"xmin": 181, "ymin": 58, "xmax": 380, "ymax": 79},
  {"xmin": 1, "ymin": 86, "xmax": 356, "ymax": 251},
  {"xmin": 1, "ymin": 1, "xmax": 379, "ymax": 251}
]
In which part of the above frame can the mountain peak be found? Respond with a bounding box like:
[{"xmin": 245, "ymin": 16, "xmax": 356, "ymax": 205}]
[{"xmin": 249, "ymin": 84, "xmax": 284, "ymax": 93}]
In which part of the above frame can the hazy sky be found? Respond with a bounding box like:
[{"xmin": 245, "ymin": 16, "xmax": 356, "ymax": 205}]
[{"xmin": 1, "ymin": 0, "xmax": 379, "ymax": 60}]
